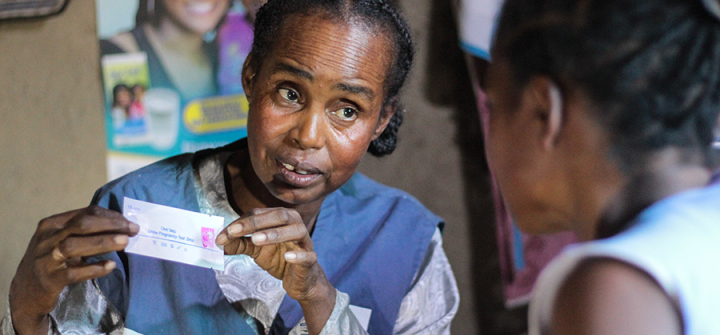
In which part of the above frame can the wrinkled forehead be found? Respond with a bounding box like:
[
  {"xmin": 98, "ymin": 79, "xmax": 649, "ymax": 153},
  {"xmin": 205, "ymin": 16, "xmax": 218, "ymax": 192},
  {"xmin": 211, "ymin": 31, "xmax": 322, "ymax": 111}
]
[{"xmin": 267, "ymin": 14, "xmax": 394, "ymax": 87}]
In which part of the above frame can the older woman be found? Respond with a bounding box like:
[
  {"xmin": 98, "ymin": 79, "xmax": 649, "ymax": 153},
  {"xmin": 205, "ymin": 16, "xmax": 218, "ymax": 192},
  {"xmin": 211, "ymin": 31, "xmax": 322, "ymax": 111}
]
[{"xmin": 4, "ymin": 1, "xmax": 458, "ymax": 334}]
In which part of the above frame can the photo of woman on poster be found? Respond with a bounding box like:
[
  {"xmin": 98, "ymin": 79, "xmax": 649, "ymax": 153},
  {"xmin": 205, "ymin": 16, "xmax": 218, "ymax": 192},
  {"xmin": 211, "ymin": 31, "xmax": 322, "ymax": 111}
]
[
  {"xmin": 100, "ymin": 0, "xmax": 230, "ymax": 101},
  {"xmin": 98, "ymin": 0, "xmax": 266, "ymax": 180}
]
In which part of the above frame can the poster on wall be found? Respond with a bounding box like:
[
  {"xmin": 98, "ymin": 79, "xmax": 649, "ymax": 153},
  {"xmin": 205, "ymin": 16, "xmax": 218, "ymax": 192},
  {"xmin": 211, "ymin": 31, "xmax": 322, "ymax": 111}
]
[{"xmin": 96, "ymin": 0, "xmax": 254, "ymax": 180}]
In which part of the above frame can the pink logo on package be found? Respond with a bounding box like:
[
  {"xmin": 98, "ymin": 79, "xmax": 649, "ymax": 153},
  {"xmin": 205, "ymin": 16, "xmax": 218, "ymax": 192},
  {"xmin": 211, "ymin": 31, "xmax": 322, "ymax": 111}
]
[{"xmin": 201, "ymin": 227, "xmax": 215, "ymax": 248}]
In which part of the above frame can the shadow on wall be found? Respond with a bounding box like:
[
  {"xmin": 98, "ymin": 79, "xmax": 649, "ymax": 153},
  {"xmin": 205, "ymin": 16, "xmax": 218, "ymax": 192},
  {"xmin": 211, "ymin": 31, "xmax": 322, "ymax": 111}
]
[{"xmin": 424, "ymin": 0, "xmax": 528, "ymax": 334}]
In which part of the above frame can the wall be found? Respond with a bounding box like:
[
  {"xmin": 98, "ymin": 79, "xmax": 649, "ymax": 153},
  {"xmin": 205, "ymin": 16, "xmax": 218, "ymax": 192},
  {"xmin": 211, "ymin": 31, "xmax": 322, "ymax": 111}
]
[
  {"xmin": 0, "ymin": 1, "xmax": 503, "ymax": 334},
  {"xmin": 0, "ymin": 0, "xmax": 107, "ymax": 320}
]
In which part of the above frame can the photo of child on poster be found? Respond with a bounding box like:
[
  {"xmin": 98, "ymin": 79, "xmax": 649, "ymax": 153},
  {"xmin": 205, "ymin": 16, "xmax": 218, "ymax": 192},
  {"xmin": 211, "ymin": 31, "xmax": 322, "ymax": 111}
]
[
  {"xmin": 112, "ymin": 83, "xmax": 148, "ymax": 133},
  {"xmin": 97, "ymin": 0, "xmax": 263, "ymax": 180}
]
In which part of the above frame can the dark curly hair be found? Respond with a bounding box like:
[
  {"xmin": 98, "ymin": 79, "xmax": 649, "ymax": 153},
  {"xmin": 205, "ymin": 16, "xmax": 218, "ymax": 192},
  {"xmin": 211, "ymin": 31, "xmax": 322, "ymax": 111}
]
[
  {"xmin": 494, "ymin": 0, "xmax": 720, "ymax": 171},
  {"xmin": 249, "ymin": 0, "xmax": 414, "ymax": 157}
]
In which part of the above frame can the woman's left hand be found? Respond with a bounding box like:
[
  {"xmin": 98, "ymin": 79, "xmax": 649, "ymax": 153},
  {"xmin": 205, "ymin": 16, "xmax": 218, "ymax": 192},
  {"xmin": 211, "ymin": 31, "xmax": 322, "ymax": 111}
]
[{"xmin": 216, "ymin": 208, "xmax": 336, "ymax": 334}]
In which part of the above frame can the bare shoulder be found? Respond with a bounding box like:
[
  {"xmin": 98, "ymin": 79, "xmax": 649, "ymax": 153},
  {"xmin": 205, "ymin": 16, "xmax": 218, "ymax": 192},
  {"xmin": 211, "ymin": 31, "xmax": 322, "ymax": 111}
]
[
  {"xmin": 550, "ymin": 258, "xmax": 682, "ymax": 335},
  {"xmin": 107, "ymin": 31, "xmax": 139, "ymax": 53}
]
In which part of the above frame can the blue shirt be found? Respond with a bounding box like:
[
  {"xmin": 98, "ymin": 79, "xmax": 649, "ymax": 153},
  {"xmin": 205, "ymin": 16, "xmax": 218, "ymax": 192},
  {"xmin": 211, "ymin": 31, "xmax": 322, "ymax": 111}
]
[{"xmin": 90, "ymin": 140, "xmax": 442, "ymax": 334}]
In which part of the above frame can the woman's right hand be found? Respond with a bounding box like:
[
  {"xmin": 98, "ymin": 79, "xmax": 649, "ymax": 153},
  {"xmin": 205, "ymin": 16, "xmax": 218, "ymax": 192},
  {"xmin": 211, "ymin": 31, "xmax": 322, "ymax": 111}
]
[{"xmin": 9, "ymin": 206, "xmax": 139, "ymax": 335}]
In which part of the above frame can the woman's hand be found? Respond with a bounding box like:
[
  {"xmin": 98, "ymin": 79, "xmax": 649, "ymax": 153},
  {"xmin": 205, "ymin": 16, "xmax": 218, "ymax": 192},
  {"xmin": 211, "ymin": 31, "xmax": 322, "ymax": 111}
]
[
  {"xmin": 9, "ymin": 206, "xmax": 139, "ymax": 335},
  {"xmin": 216, "ymin": 208, "xmax": 336, "ymax": 335}
]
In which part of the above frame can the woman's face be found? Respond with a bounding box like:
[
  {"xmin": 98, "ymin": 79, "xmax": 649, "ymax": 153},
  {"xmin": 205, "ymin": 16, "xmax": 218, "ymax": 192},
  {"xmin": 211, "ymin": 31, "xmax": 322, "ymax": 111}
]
[
  {"xmin": 162, "ymin": 0, "xmax": 229, "ymax": 35},
  {"xmin": 486, "ymin": 53, "xmax": 620, "ymax": 237},
  {"xmin": 242, "ymin": 15, "xmax": 395, "ymax": 206},
  {"xmin": 485, "ymin": 58, "xmax": 570, "ymax": 235}
]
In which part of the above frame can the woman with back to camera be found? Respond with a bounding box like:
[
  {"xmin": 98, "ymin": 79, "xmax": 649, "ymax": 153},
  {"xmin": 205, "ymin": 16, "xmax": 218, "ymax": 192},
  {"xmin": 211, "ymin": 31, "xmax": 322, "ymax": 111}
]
[
  {"xmin": 484, "ymin": 0, "xmax": 720, "ymax": 334},
  {"xmin": 4, "ymin": 1, "xmax": 459, "ymax": 334}
]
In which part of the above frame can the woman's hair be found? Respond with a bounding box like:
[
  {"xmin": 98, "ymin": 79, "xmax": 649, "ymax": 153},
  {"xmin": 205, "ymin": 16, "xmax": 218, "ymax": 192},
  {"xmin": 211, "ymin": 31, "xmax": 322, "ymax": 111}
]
[
  {"xmin": 136, "ymin": 0, "xmax": 165, "ymax": 27},
  {"xmin": 249, "ymin": 0, "xmax": 415, "ymax": 157},
  {"xmin": 494, "ymin": 0, "xmax": 720, "ymax": 170}
]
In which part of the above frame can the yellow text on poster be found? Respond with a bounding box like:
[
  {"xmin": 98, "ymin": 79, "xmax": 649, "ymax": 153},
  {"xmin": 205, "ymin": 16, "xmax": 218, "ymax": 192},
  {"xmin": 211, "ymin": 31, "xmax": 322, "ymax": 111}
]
[{"xmin": 184, "ymin": 94, "xmax": 249, "ymax": 134}]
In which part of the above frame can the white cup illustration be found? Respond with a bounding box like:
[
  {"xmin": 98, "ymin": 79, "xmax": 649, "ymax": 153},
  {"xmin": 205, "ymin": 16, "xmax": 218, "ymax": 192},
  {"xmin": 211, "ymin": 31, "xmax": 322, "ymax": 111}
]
[{"xmin": 144, "ymin": 88, "xmax": 180, "ymax": 150}]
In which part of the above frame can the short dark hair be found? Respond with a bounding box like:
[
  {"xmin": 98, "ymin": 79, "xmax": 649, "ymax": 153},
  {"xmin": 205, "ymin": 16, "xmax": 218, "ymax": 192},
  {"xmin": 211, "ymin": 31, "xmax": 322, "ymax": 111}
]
[
  {"xmin": 494, "ymin": 0, "xmax": 720, "ymax": 170},
  {"xmin": 250, "ymin": 0, "xmax": 415, "ymax": 157}
]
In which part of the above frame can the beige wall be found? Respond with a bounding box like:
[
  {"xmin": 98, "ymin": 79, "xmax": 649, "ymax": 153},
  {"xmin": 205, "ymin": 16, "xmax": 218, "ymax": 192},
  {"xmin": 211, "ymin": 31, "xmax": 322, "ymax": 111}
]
[
  {"xmin": 0, "ymin": 0, "xmax": 107, "ymax": 320},
  {"xmin": 0, "ymin": 1, "xmax": 492, "ymax": 334}
]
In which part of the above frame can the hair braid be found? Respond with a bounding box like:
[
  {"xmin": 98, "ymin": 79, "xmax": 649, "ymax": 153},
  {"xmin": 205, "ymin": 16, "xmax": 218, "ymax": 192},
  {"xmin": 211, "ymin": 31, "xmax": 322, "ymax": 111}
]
[{"xmin": 367, "ymin": 0, "xmax": 415, "ymax": 156}]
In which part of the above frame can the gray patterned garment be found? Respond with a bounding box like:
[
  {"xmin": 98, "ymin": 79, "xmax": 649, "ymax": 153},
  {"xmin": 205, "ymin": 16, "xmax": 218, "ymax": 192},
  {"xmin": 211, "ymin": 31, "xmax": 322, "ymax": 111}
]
[{"xmin": 1, "ymin": 152, "xmax": 459, "ymax": 335}]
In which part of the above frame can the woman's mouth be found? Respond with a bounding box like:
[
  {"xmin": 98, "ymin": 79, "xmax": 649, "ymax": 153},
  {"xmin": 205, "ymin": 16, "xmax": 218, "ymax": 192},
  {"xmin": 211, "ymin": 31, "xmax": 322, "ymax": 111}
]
[
  {"xmin": 186, "ymin": 1, "xmax": 216, "ymax": 15},
  {"xmin": 281, "ymin": 162, "xmax": 312, "ymax": 175},
  {"xmin": 276, "ymin": 160, "xmax": 323, "ymax": 188}
]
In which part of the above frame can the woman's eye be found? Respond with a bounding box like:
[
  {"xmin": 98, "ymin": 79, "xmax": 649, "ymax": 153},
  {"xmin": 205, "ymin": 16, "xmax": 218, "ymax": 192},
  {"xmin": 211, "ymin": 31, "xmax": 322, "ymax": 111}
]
[
  {"xmin": 333, "ymin": 107, "xmax": 358, "ymax": 121},
  {"xmin": 278, "ymin": 88, "xmax": 299, "ymax": 102}
]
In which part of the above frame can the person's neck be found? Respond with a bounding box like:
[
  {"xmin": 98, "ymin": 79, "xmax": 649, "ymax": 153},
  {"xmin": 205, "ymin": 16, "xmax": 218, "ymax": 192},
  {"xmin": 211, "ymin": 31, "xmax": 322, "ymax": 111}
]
[
  {"xmin": 144, "ymin": 19, "xmax": 205, "ymax": 54},
  {"xmin": 225, "ymin": 150, "xmax": 324, "ymax": 231},
  {"xmin": 590, "ymin": 148, "xmax": 711, "ymax": 240}
]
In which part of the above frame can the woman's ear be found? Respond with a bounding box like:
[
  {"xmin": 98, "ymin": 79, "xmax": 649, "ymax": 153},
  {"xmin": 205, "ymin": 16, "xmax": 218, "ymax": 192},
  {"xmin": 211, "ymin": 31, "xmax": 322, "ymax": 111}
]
[
  {"xmin": 241, "ymin": 54, "xmax": 258, "ymax": 102},
  {"xmin": 524, "ymin": 76, "xmax": 565, "ymax": 151},
  {"xmin": 544, "ymin": 81, "xmax": 564, "ymax": 150},
  {"xmin": 371, "ymin": 99, "xmax": 398, "ymax": 140}
]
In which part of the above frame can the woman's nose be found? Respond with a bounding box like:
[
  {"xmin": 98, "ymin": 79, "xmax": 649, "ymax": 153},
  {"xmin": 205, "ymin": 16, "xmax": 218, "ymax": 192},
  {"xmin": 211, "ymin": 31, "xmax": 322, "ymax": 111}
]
[{"xmin": 291, "ymin": 108, "xmax": 326, "ymax": 151}]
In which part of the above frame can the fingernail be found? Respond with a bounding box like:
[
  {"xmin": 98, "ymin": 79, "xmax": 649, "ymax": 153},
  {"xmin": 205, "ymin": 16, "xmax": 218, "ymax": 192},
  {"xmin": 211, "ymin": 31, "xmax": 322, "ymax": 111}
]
[
  {"xmin": 114, "ymin": 235, "xmax": 129, "ymax": 244},
  {"xmin": 216, "ymin": 233, "xmax": 228, "ymax": 245},
  {"xmin": 129, "ymin": 223, "xmax": 140, "ymax": 234},
  {"xmin": 284, "ymin": 252, "xmax": 297, "ymax": 261},
  {"xmin": 227, "ymin": 224, "xmax": 244, "ymax": 236},
  {"xmin": 105, "ymin": 261, "xmax": 116, "ymax": 270},
  {"xmin": 252, "ymin": 233, "xmax": 267, "ymax": 244}
]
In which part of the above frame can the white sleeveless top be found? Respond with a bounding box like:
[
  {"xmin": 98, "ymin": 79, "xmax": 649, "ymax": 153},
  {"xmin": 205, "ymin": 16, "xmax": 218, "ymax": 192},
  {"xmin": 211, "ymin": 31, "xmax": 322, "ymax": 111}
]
[{"xmin": 529, "ymin": 184, "xmax": 720, "ymax": 335}]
